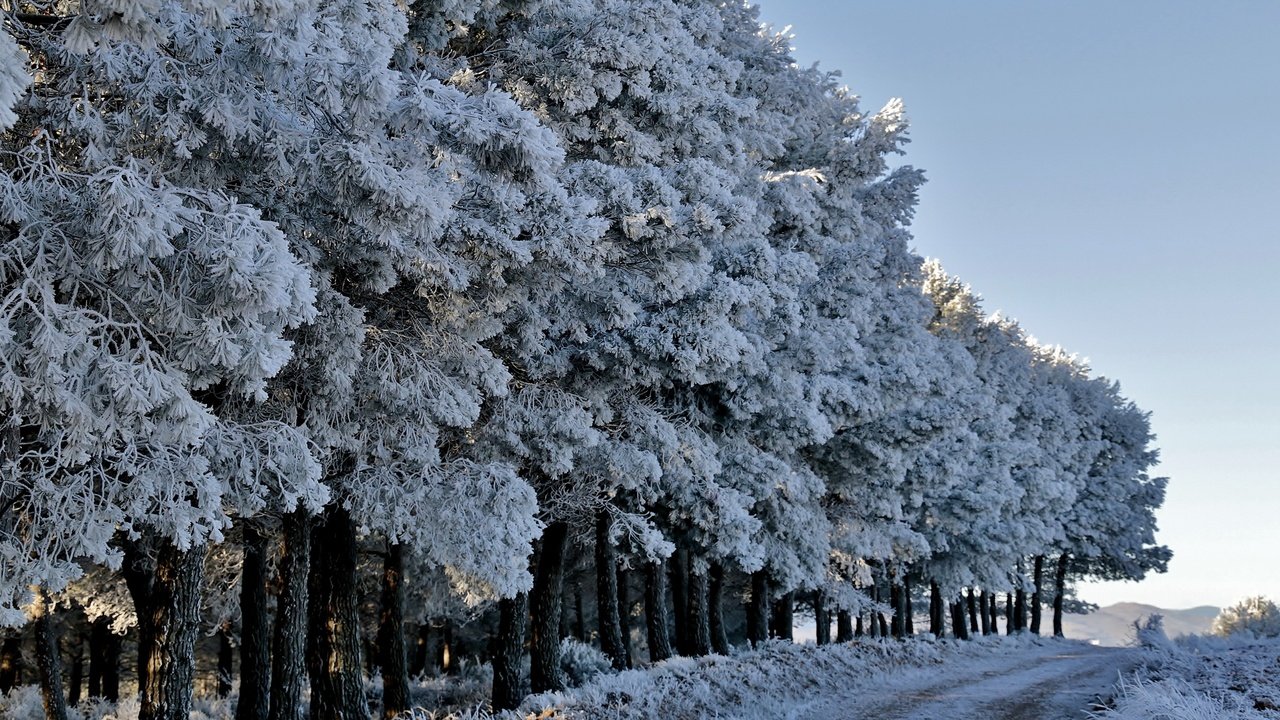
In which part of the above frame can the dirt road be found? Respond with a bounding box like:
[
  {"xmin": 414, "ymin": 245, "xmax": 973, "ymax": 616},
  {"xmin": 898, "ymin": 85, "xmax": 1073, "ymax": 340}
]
[{"xmin": 791, "ymin": 643, "xmax": 1140, "ymax": 720}]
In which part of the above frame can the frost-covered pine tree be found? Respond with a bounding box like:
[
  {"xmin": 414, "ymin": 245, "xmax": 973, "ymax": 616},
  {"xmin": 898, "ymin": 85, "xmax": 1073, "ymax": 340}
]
[{"xmin": 2, "ymin": 5, "xmax": 324, "ymax": 718}]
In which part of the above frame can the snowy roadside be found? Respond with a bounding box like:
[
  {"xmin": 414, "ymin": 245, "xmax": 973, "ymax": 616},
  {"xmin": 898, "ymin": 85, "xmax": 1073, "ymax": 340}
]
[
  {"xmin": 486, "ymin": 635, "xmax": 1123, "ymax": 720},
  {"xmin": 1093, "ymin": 630, "xmax": 1280, "ymax": 720}
]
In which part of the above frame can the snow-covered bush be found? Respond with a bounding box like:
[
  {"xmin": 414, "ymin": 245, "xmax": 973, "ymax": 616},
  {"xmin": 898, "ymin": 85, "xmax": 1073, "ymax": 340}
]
[
  {"xmin": 558, "ymin": 637, "xmax": 613, "ymax": 687},
  {"xmin": 1132, "ymin": 614, "xmax": 1174, "ymax": 651},
  {"xmin": 1211, "ymin": 596, "xmax": 1280, "ymax": 639},
  {"xmin": 1091, "ymin": 676, "xmax": 1240, "ymax": 720}
]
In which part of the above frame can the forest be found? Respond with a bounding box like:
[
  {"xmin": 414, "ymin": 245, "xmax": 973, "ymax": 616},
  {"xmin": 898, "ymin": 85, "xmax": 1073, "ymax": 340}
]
[{"xmin": 0, "ymin": 1, "xmax": 1169, "ymax": 719}]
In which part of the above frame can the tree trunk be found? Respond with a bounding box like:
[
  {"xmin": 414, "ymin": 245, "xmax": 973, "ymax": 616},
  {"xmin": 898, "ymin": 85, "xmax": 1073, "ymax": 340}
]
[
  {"xmin": 1030, "ymin": 555, "xmax": 1045, "ymax": 635},
  {"xmin": 409, "ymin": 625, "xmax": 430, "ymax": 678},
  {"xmin": 877, "ymin": 610, "xmax": 889, "ymax": 638},
  {"xmin": 950, "ymin": 599, "xmax": 970, "ymax": 640},
  {"xmin": 491, "ymin": 593, "xmax": 527, "ymax": 712},
  {"xmin": 867, "ymin": 584, "xmax": 879, "ymax": 638},
  {"xmin": 32, "ymin": 587, "xmax": 68, "ymax": 720},
  {"xmin": 904, "ymin": 575, "xmax": 915, "ymax": 636},
  {"xmin": 855, "ymin": 614, "xmax": 864, "ymax": 638},
  {"xmin": 644, "ymin": 560, "xmax": 673, "ymax": 662},
  {"xmin": 979, "ymin": 591, "xmax": 991, "ymax": 636},
  {"xmin": 746, "ymin": 570, "xmax": 769, "ymax": 648},
  {"xmin": 685, "ymin": 568, "xmax": 713, "ymax": 657},
  {"xmin": 769, "ymin": 592, "xmax": 794, "ymax": 641},
  {"xmin": 307, "ymin": 506, "xmax": 369, "ymax": 720},
  {"xmin": 1015, "ymin": 586, "xmax": 1028, "ymax": 632},
  {"xmin": 269, "ymin": 509, "xmax": 311, "ymax": 720},
  {"xmin": 890, "ymin": 582, "xmax": 903, "ymax": 638},
  {"xmin": 437, "ymin": 622, "xmax": 454, "ymax": 675},
  {"xmin": 66, "ymin": 631, "xmax": 83, "ymax": 706},
  {"xmin": 1005, "ymin": 593, "xmax": 1015, "ymax": 635},
  {"xmin": 123, "ymin": 535, "xmax": 206, "ymax": 720},
  {"xmin": 217, "ymin": 627, "xmax": 234, "ymax": 697},
  {"xmin": 967, "ymin": 588, "xmax": 979, "ymax": 634},
  {"xmin": 617, "ymin": 565, "xmax": 634, "ymax": 667},
  {"xmin": 814, "ymin": 592, "xmax": 831, "ymax": 645},
  {"xmin": 237, "ymin": 523, "xmax": 271, "ymax": 720},
  {"xmin": 669, "ymin": 550, "xmax": 689, "ymax": 655},
  {"xmin": 0, "ymin": 635, "xmax": 20, "ymax": 693},
  {"xmin": 572, "ymin": 583, "xmax": 585, "ymax": 642},
  {"xmin": 988, "ymin": 591, "xmax": 999, "ymax": 636},
  {"xmin": 87, "ymin": 617, "xmax": 120, "ymax": 701},
  {"xmin": 594, "ymin": 512, "xmax": 627, "ymax": 670},
  {"xmin": 529, "ymin": 521, "xmax": 568, "ymax": 693},
  {"xmin": 377, "ymin": 543, "xmax": 410, "ymax": 719},
  {"xmin": 836, "ymin": 610, "xmax": 854, "ymax": 643},
  {"xmin": 929, "ymin": 581, "xmax": 944, "ymax": 637},
  {"xmin": 708, "ymin": 563, "xmax": 729, "ymax": 655},
  {"xmin": 1053, "ymin": 552, "xmax": 1069, "ymax": 638}
]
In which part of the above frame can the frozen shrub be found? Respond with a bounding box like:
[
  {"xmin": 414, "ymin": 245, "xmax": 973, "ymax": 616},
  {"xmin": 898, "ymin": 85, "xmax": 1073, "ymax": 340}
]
[
  {"xmin": 558, "ymin": 637, "xmax": 612, "ymax": 687},
  {"xmin": 1211, "ymin": 596, "xmax": 1280, "ymax": 639},
  {"xmin": 1089, "ymin": 676, "xmax": 1239, "ymax": 720},
  {"xmin": 1133, "ymin": 614, "xmax": 1173, "ymax": 650}
]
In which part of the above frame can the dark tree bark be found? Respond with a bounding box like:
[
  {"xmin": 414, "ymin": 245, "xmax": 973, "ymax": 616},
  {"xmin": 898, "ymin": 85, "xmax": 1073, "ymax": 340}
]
[
  {"xmin": 594, "ymin": 512, "xmax": 627, "ymax": 670},
  {"xmin": 216, "ymin": 627, "xmax": 234, "ymax": 697},
  {"xmin": 950, "ymin": 599, "xmax": 970, "ymax": 640},
  {"xmin": 1, "ymin": 635, "xmax": 22, "ymax": 693},
  {"xmin": 306, "ymin": 506, "xmax": 369, "ymax": 720},
  {"xmin": 269, "ymin": 509, "xmax": 311, "ymax": 720},
  {"xmin": 572, "ymin": 583, "xmax": 585, "ymax": 642},
  {"xmin": 377, "ymin": 543, "xmax": 410, "ymax": 719},
  {"xmin": 87, "ymin": 617, "xmax": 120, "ymax": 701},
  {"xmin": 836, "ymin": 610, "xmax": 854, "ymax": 643},
  {"xmin": 436, "ymin": 622, "xmax": 454, "ymax": 675},
  {"xmin": 978, "ymin": 591, "xmax": 991, "ymax": 636},
  {"xmin": 814, "ymin": 591, "xmax": 831, "ymax": 645},
  {"xmin": 746, "ymin": 571, "xmax": 769, "ymax": 648},
  {"xmin": 929, "ymin": 581, "xmax": 944, "ymax": 637},
  {"xmin": 854, "ymin": 614, "xmax": 864, "ymax": 638},
  {"xmin": 66, "ymin": 631, "xmax": 83, "ymax": 706},
  {"xmin": 409, "ymin": 625, "xmax": 430, "ymax": 678},
  {"xmin": 685, "ymin": 568, "xmax": 713, "ymax": 657},
  {"xmin": 122, "ymin": 535, "xmax": 206, "ymax": 720},
  {"xmin": 1030, "ymin": 555, "xmax": 1045, "ymax": 635},
  {"xmin": 867, "ymin": 584, "xmax": 880, "ymax": 638},
  {"xmin": 237, "ymin": 523, "xmax": 271, "ymax": 720},
  {"xmin": 669, "ymin": 550, "xmax": 690, "ymax": 655},
  {"xmin": 769, "ymin": 592, "xmax": 794, "ymax": 641},
  {"xmin": 890, "ymin": 582, "xmax": 903, "ymax": 638},
  {"xmin": 1005, "ymin": 593, "xmax": 1015, "ymax": 635},
  {"xmin": 644, "ymin": 560, "xmax": 673, "ymax": 662},
  {"xmin": 491, "ymin": 593, "xmax": 528, "ymax": 712},
  {"xmin": 617, "ymin": 565, "xmax": 634, "ymax": 667},
  {"xmin": 967, "ymin": 588, "xmax": 979, "ymax": 634},
  {"xmin": 988, "ymin": 591, "xmax": 999, "ymax": 636},
  {"xmin": 1015, "ymin": 586, "xmax": 1028, "ymax": 632},
  {"xmin": 529, "ymin": 521, "xmax": 569, "ymax": 693},
  {"xmin": 708, "ymin": 563, "xmax": 729, "ymax": 655},
  {"xmin": 32, "ymin": 587, "xmax": 68, "ymax": 720},
  {"xmin": 877, "ymin": 610, "xmax": 889, "ymax": 638},
  {"xmin": 904, "ymin": 575, "xmax": 915, "ymax": 636},
  {"xmin": 1053, "ymin": 552, "xmax": 1069, "ymax": 638}
]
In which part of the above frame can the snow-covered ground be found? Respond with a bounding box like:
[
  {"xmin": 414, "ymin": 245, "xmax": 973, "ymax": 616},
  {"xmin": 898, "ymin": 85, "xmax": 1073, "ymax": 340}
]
[
  {"xmin": 1096, "ymin": 628, "xmax": 1280, "ymax": 720},
  {"xmin": 11, "ymin": 632, "xmax": 1278, "ymax": 720},
  {"xmin": 501, "ymin": 636, "xmax": 1133, "ymax": 720}
]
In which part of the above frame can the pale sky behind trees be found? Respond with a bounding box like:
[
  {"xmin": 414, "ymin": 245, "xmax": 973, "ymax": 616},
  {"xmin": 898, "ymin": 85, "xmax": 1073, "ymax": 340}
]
[{"xmin": 755, "ymin": 0, "xmax": 1280, "ymax": 610}]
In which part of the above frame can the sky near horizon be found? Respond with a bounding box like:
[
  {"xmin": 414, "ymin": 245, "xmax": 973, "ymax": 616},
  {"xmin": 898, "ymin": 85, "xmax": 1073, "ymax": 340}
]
[{"xmin": 754, "ymin": 0, "xmax": 1280, "ymax": 610}]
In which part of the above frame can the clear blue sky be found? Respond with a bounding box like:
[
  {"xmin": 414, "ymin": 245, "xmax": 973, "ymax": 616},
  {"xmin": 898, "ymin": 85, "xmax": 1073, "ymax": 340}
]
[{"xmin": 755, "ymin": 0, "xmax": 1280, "ymax": 610}]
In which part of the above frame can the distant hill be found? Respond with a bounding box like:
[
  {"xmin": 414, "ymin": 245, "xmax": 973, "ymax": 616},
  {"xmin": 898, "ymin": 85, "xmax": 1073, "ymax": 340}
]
[{"xmin": 1061, "ymin": 602, "xmax": 1220, "ymax": 646}]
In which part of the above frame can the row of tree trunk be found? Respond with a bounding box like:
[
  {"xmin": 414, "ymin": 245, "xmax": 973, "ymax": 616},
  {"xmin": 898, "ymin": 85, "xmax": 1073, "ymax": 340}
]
[{"xmin": 16, "ymin": 504, "xmax": 1074, "ymax": 720}]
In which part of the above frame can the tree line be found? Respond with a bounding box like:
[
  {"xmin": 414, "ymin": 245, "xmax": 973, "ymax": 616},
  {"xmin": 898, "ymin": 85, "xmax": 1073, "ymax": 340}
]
[{"xmin": 0, "ymin": 1, "xmax": 1168, "ymax": 719}]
